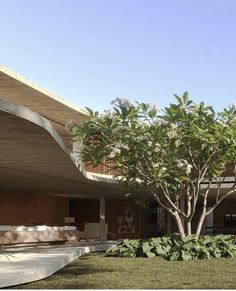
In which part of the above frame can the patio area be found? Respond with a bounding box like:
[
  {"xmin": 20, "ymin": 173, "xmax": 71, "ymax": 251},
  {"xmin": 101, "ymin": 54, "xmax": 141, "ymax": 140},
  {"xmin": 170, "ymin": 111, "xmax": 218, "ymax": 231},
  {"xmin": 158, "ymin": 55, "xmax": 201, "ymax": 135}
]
[{"xmin": 0, "ymin": 241, "xmax": 118, "ymax": 288}]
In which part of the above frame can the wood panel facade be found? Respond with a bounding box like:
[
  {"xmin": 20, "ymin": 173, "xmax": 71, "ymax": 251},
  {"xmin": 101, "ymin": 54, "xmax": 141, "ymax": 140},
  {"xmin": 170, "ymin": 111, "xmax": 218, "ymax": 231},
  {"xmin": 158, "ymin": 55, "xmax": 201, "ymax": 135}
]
[
  {"xmin": 213, "ymin": 200, "xmax": 236, "ymax": 227},
  {"xmin": 0, "ymin": 192, "xmax": 69, "ymax": 226},
  {"xmin": 1, "ymin": 191, "xmax": 236, "ymax": 238}
]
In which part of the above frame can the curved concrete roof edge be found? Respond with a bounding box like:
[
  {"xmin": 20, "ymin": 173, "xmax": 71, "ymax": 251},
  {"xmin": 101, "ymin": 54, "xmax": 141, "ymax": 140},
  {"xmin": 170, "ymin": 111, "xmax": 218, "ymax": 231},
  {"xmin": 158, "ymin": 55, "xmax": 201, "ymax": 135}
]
[
  {"xmin": 0, "ymin": 97, "xmax": 117, "ymax": 186},
  {"xmin": 0, "ymin": 65, "xmax": 88, "ymax": 117}
]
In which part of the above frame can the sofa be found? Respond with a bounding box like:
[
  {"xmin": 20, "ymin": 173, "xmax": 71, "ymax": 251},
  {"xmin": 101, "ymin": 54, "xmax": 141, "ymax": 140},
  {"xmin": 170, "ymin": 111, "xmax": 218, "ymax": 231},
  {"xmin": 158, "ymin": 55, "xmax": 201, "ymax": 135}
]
[
  {"xmin": 79, "ymin": 222, "xmax": 108, "ymax": 240},
  {"xmin": 0, "ymin": 225, "xmax": 79, "ymax": 245}
]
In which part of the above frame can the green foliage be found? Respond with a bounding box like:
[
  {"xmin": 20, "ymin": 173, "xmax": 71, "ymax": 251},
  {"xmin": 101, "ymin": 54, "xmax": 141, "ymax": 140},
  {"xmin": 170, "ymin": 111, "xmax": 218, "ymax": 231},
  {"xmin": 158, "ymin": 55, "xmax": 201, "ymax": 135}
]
[
  {"xmin": 73, "ymin": 93, "xmax": 236, "ymax": 191},
  {"xmin": 74, "ymin": 94, "xmax": 235, "ymax": 176},
  {"xmin": 73, "ymin": 93, "xmax": 236, "ymax": 236},
  {"xmin": 107, "ymin": 239, "xmax": 143, "ymax": 258},
  {"xmin": 106, "ymin": 235, "xmax": 236, "ymax": 261}
]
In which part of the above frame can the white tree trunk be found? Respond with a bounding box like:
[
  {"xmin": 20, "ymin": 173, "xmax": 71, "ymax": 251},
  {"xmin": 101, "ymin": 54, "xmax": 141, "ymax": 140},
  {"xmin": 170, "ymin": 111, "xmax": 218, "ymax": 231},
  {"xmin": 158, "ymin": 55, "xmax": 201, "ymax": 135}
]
[
  {"xmin": 196, "ymin": 208, "xmax": 206, "ymax": 237},
  {"xmin": 186, "ymin": 220, "xmax": 192, "ymax": 235},
  {"xmin": 186, "ymin": 196, "xmax": 192, "ymax": 235},
  {"xmin": 173, "ymin": 212, "xmax": 185, "ymax": 239}
]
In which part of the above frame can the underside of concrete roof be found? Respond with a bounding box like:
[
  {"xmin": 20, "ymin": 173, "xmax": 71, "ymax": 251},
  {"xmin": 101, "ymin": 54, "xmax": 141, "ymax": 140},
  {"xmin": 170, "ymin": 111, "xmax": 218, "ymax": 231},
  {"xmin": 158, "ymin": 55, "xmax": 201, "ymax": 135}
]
[{"xmin": 0, "ymin": 97, "xmax": 121, "ymax": 198}]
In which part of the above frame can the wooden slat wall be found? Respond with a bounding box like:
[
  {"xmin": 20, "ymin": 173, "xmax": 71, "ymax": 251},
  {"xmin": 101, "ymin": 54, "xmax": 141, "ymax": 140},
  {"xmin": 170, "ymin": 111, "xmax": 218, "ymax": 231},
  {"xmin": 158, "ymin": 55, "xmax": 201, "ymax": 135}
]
[
  {"xmin": 222, "ymin": 163, "xmax": 235, "ymax": 177},
  {"xmin": 0, "ymin": 192, "xmax": 69, "ymax": 226},
  {"xmin": 85, "ymin": 163, "xmax": 106, "ymax": 174},
  {"xmin": 85, "ymin": 159, "xmax": 115, "ymax": 175},
  {"xmin": 213, "ymin": 201, "xmax": 236, "ymax": 227}
]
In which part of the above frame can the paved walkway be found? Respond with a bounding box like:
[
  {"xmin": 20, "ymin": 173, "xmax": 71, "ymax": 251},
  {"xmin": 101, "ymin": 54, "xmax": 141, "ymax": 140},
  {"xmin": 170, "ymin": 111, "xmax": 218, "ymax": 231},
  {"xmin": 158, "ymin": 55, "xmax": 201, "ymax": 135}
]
[{"xmin": 0, "ymin": 241, "xmax": 118, "ymax": 288}]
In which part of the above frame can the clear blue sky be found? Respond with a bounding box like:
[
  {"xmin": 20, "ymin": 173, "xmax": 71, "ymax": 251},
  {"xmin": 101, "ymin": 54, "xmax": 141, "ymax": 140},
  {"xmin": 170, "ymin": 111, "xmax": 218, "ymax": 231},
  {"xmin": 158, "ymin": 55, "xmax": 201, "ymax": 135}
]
[{"xmin": 1, "ymin": 0, "xmax": 236, "ymax": 112}]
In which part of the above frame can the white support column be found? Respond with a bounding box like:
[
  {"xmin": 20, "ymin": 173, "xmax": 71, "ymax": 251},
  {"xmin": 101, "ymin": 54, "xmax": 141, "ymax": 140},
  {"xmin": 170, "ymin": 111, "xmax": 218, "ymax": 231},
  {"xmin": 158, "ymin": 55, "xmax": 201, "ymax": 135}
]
[{"xmin": 99, "ymin": 193, "xmax": 106, "ymax": 243}]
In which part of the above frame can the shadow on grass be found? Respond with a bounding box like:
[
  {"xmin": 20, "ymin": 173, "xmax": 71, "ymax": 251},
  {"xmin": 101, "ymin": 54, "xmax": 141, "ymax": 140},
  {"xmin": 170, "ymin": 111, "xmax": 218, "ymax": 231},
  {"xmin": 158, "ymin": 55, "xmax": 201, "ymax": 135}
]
[
  {"xmin": 12, "ymin": 267, "xmax": 116, "ymax": 289},
  {"xmin": 57, "ymin": 265, "xmax": 115, "ymax": 276},
  {"xmin": 12, "ymin": 280, "xmax": 105, "ymax": 289}
]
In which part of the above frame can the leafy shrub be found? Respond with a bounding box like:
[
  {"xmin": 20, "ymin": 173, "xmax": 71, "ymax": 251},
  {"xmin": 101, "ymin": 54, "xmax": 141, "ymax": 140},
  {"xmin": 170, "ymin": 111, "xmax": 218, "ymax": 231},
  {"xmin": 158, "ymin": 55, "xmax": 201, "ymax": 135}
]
[
  {"xmin": 106, "ymin": 235, "xmax": 236, "ymax": 261},
  {"xmin": 167, "ymin": 235, "xmax": 236, "ymax": 261},
  {"xmin": 106, "ymin": 239, "xmax": 142, "ymax": 258}
]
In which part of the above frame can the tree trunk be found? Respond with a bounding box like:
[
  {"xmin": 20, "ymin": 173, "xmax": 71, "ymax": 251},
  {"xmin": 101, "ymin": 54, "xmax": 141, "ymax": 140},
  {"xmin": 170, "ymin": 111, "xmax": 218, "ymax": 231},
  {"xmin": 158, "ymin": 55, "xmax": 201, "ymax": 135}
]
[
  {"xmin": 196, "ymin": 193, "xmax": 208, "ymax": 237},
  {"xmin": 196, "ymin": 209, "xmax": 206, "ymax": 237},
  {"xmin": 173, "ymin": 212, "xmax": 185, "ymax": 239},
  {"xmin": 186, "ymin": 220, "xmax": 192, "ymax": 235},
  {"xmin": 186, "ymin": 196, "xmax": 192, "ymax": 235}
]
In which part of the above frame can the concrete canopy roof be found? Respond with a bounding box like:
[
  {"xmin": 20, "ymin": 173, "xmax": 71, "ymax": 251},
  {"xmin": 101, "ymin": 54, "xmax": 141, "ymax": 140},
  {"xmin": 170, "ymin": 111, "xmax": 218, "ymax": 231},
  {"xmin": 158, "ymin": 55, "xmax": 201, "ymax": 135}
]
[
  {"xmin": 0, "ymin": 98, "xmax": 121, "ymax": 198},
  {"xmin": 0, "ymin": 65, "xmax": 88, "ymax": 148}
]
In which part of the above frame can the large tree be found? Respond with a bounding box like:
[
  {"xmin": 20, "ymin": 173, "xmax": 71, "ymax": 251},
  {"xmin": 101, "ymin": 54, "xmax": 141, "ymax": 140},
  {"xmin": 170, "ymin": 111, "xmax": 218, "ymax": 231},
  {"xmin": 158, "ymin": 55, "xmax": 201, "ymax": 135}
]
[{"xmin": 72, "ymin": 93, "xmax": 236, "ymax": 239}]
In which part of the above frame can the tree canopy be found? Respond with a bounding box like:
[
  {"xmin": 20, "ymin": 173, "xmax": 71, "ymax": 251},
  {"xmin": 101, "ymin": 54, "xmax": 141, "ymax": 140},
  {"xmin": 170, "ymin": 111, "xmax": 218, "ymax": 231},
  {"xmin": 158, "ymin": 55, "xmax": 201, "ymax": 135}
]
[{"xmin": 72, "ymin": 92, "xmax": 236, "ymax": 238}]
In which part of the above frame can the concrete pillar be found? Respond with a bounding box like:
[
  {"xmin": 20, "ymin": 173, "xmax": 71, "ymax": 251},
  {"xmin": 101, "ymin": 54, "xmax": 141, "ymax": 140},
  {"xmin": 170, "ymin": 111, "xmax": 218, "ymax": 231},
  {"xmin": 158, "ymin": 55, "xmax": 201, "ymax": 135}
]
[{"xmin": 99, "ymin": 193, "xmax": 106, "ymax": 243}]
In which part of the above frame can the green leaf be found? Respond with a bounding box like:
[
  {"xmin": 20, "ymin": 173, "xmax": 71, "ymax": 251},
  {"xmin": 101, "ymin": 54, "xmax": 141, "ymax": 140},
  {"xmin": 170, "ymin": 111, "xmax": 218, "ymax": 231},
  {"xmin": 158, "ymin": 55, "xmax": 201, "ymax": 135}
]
[
  {"xmin": 145, "ymin": 251, "xmax": 156, "ymax": 258},
  {"xmin": 183, "ymin": 91, "xmax": 189, "ymax": 104},
  {"xmin": 84, "ymin": 107, "xmax": 95, "ymax": 117},
  {"xmin": 169, "ymin": 251, "xmax": 180, "ymax": 261},
  {"xmin": 181, "ymin": 250, "xmax": 192, "ymax": 261},
  {"xmin": 142, "ymin": 242, "xmax": 152, "ymax": 253},
  {"xmin": 173, "ymin": 94, "xmax": 182, "ymax": 105}
]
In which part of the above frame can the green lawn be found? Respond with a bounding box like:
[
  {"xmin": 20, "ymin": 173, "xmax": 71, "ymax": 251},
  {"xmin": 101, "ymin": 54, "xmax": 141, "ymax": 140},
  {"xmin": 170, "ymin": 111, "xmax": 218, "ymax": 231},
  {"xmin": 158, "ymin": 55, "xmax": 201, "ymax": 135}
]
[{"xmin": 14, "ymin": 252, "xmax": 236, "ymax": 289}]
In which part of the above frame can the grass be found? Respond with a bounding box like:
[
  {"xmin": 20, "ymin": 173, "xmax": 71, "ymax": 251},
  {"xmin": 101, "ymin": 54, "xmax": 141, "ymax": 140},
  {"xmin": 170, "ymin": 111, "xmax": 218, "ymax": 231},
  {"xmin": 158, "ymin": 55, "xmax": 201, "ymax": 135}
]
[{"xmin": 13, "ymin": 252, "xmax": 236, "ymax": 289}]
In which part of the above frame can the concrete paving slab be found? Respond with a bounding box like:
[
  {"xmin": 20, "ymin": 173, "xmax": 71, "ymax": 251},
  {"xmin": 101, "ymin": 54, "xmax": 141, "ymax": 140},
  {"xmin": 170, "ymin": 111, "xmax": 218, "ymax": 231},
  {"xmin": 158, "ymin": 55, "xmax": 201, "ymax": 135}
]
[{"xmin": 0, "ymin": 241, "xmax": 118, "ymax": 288}]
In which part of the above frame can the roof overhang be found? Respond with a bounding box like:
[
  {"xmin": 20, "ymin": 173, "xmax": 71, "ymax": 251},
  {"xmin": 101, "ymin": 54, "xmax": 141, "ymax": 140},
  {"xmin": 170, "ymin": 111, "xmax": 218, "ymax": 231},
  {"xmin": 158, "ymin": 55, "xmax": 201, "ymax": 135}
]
[
  {"xmin": 0, "ymin": 65, "xmax": 89, "ymax": 148},
  {"xmin": 0, "ymin": 97, "xmax": 121, "ymax": 198}
]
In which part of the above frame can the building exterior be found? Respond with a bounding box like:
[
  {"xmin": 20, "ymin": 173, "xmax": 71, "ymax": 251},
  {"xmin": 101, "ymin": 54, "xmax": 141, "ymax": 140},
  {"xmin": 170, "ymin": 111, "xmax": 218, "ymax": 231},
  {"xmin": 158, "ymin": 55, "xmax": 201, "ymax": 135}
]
[{"xmin": 0, "ymin": 66, "xmax": 235, "ymax": 244}]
